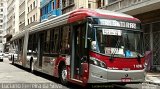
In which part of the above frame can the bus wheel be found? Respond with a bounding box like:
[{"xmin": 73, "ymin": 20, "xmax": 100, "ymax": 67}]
[
  {"xmin": 12, "ymin": 55, "xmax": 14, "ymax": 65},
  {"xmin": 60, "ymin": 65, "xmax": 68, "ymax": 85},
  {"xmin": 30, "ymin": 58, "xmax": 34, "ymax": 73}
]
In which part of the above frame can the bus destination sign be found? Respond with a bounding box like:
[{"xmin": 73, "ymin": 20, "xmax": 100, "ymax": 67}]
[{"xmin": 99, "ymin": 19, "xmax": 137, "ymax": 29}]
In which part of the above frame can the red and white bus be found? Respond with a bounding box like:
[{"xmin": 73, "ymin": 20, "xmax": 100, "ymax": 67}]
[{"xmin": 10, "ymin": 8, "xmax": 145, "ymax": 86}]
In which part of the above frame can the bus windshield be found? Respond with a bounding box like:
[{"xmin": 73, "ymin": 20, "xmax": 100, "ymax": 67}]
[{"xmin": 90, "ymin": 27, "xmax": 144, "ymax": 58}]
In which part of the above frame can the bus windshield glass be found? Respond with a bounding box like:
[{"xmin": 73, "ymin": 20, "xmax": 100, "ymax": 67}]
[{"xmin": 90, "ymin": 27, "xmax": 144, "ymax": 58}]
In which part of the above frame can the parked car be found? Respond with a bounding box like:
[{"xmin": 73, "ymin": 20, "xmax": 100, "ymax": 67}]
[
  {"xmin": 3, "ymin": 52, "xmax": 10, "ymax": 57},
  {"xmin": 0, "ymin": 52, "xmax": 3, "ymax": 62}
]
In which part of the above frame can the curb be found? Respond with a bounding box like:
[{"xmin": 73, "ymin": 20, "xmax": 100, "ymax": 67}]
[{"xmin": 144, "ymin": 80, "xmax": 160, "ymax": 86}]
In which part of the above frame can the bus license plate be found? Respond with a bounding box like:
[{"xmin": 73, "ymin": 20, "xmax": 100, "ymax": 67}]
[{"xmin": 121, "ymin": 78, "xmax": 131, "ymax": 82}]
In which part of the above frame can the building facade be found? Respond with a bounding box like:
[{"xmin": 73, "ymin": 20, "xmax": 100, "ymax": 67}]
[
  {"xmin": 5, "ymin": 0, "xmax": 19, "ymax": 39},
  {"xmin": 88, "ymin": 0, "xmax": 109, "ymax": 9},
  {"xmin": 40, "ymin": 0, "xmax": 62, "ymax": 22},
  {"xmin": 0, "ymin": 0, "xmax": 7, "ymax": 52},
  {"xmin": 40, "ymin": 0, "xmax": 103, "ymax": 21},
  {"xmin": 61, "ymin": 0, "xmax": 109, "ymax": 14},
  {"xmin": 101, "ymin": 0, "xmax": 160, "ymax": 71},
  {"xmin": 27, "ymin": 0, "xmax": 40, "ymax": 26},
  {"xmin": 3, "ymin": 0, "xmax": 19, "ymax": 52},
  {"xmin": 19, "ymin": 0, "xmax": 25, "ymax": 31},
  {"xmin": 62, "ymin": 0, "xmax": 88, "ymax": 14},
  {"xmin": 3, "ymin": 0, "xmax": 40, "ymax": 52}
]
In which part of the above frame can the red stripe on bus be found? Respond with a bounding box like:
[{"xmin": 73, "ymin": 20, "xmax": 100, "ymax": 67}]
[
  {"xmin": 68, "ymin": 9, "xmax": 140, "ymax": 23},
  {"xmin": 89, "ymin": 51, "xmax": 145, "ymax": 70}
]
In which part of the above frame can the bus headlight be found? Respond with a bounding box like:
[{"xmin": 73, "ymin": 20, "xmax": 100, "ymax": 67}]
[{"xmin": 90, "ymin": 57, "xmax": 106, "ymax": 68}]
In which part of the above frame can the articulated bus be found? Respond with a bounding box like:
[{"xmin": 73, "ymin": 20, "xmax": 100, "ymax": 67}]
[{"xmin": 10, "ymin": 8, "xmax": 145, "ymax": 86}]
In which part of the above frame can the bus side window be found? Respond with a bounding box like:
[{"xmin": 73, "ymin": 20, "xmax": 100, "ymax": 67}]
[
  {"xmin": 18, "ymin": 38, "xmax": 24, "ymax": 52},
  {"xmin": 27, "ymin": 34, "xmax": 38, "ymax": 54},
  {"xmin": 50, "ymin": 28, "xmax": 60, "ymax": 54},
  {"xmin": 61, "ymin": 26, "xmax": 70, "ymax": 54},
  {"xmin": 27, "ymin": 35, "xmax": 33, "ymax": 53},
  {"xmin": 54, "ymin": 29, "xmax": 59, "ymax": 53},
  {"xmin": 43, "ymin": 30, "xmax": 50, "ymax": 54},
  {"xmin": 32, "ymin": 34, "xmax": 38, "ymax": 53},
  {"xmin": 50, "ymin": 29, "xmax": 55, "ymax": 53}
]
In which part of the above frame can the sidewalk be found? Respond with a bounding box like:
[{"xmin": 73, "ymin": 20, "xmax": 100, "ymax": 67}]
[{"xmin": 145, "ymin": 72, "xmax": 160, "ymax": 85}]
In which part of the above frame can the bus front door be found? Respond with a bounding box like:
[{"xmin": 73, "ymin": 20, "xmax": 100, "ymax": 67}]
[{"xmin": 71, "ymin": 24, "xmax": 89, "ymax": 83}]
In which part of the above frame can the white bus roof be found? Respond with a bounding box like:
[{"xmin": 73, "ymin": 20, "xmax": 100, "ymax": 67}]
[{"xmin": 11, "ymin": 8, "xmax": 140, "ymax": 41}]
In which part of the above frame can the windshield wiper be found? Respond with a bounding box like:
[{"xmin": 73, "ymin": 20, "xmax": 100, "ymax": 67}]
[{"xmin": 109, "ymin": 38, "xmax": 121, "ymax": 61}]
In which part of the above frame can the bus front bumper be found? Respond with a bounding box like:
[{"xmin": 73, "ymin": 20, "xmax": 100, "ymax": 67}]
[{"xmin": 88, "ymin": 64, "xmax": 145, "ymax": 83}]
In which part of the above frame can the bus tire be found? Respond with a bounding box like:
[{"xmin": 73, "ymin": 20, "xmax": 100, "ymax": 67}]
[
  {"xmin": 60, "ymin": 65, "xmax": 68, "ymax": 85},
  {"xmin": 12, "ymin": 55, "xmax": 14, "ymax": 65},
  {"xmin": 30, "ymin": 58, "xmax": 34, "ymax": 73}
]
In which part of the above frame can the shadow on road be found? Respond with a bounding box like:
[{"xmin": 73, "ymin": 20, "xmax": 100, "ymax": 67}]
[{"xmin": 11, "ymin": 63, "xmax": 133, "ymax": 89}]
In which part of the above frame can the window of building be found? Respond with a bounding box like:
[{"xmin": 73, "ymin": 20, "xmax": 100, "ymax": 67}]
[
  {"xmin": 0, "ymin": 25, "xmax": 2, "ymax": 29},
  {"xmin": 28, "ymin": 7, "xmax": 29, "ymax": 12},
  {"xmin": 35, "ymin": 0, "xmax": 38, "ymax": 6},
  {"xmin": 102, "ymin": 0, "xmax": 105, "ymax": 6},
  {"xmin": 30, "ymin": 4, "xmax": 32, "ymax": 10},
  {"xmin": 33, "ymin": 1, "xmax": 35, "ymax": 8},
  {"xmin": 97, "ymin": 0, "xmax": 106, "ymax": 8},
  {"xmin": 0, "ymin": 20, "xmax": 3, "ymax": 23},
  {"xmin": 143, "ymin": 24, "xmax": 150, "ymax": 33},
  {"xmin": 42, "ymin": 7, "xmax": 45, "ymax": 15},
  {"xmin": 0, "ymin": 9, "xmax": 3, "ymax": 12},
  {"xmin": 0, "ymin": 3, "xmax": 3, "ymax": 6},
  {"xmin": 97, "ymin": 0, "xmax": 101, "ymax": 8},
  {"xmin": 36, "ymin": 13, "xmax": 37, "ymax": 21},
  {"xmin": 52, "ymin": 1, "xmax": 55, "ymax": 9},
  {"xmin": 46, "ymin": 5, "xmax": 48, "ymax": 14},
  {"xmin": 62, "ymin": 0, "xmax": 66, "ymax": 8},
  {"xmin": 49, "ymin": 2, "xmax": 52, "ymax": 11},
  {"xmin": 28, "ymin": 19, "xmax": 29, "ymax": 24},
  {"xmin": 69, "ymin": 0, "xmax": 74, "ymax": 5},
  {"xmin": 57, "ymin": 0, "xmax": 60, "ymax": 9},
  {"xmin": 30, "ymin": 17, "xmax": 32, "ymax": 23},
  {"xmin": 88, "ymin": 3, "xmax": 91, "ymax": 8},
  {"xmin": 40, "ymin": 9, "xmax": 42, "ymax": 16},
  {"xmin": 153, "ymin": 22, "xmax": 160, "ymax": 32},
  {"xmin": 108, "ymin": 0, "xmax": 118, "ymax": 4},
  {"xmin": 0, "ymin": 14, "xmax": 3, "ymax": 18},
  {"xmin": 33, "ymin": 15, "xmax": 35, "ymax": 22},
  {"xmin": 0, "ymin": 39, "xmax": 2, "ymax": 43}
]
